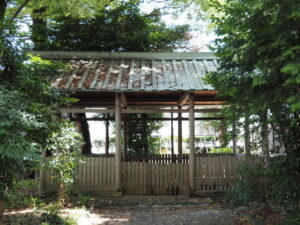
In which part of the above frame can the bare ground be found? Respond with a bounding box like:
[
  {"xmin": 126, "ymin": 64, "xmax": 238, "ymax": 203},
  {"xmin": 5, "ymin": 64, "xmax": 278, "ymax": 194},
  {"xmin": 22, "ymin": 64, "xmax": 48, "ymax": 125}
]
[{"xmin": 4, "ymin": 196, "xmax": 260, "ymax": 225}]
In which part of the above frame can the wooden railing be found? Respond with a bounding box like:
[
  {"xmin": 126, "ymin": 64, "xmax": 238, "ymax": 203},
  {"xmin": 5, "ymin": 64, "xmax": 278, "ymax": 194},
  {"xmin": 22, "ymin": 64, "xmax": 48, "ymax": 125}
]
[{"xmin": 83, "ymin": 153, "xmax": 237, "ymax": 164}]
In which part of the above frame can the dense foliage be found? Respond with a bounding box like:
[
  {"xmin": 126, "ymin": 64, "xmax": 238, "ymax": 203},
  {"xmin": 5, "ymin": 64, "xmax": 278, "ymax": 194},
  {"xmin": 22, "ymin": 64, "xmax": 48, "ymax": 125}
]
[
  {"xmin": 127, "ymin": 114, "xmax": 163, "ymax": 154},
  {"xmin": 42, "ymin": 2, "xmax": 190, "ymax": 52},
  {"xmin": 207, "ymin": 0, "xmax": 300, "ymax": 210},
  {"xmin": 0, "ymin": 21, "xmax": 83, "ymax": 224}
]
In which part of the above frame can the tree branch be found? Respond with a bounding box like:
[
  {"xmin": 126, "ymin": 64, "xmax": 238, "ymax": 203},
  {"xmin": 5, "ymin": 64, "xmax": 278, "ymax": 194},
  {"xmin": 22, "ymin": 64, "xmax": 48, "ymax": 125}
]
[{"xmin": 11, "ymin": 0, "xmax": 30, "ymax": 21}]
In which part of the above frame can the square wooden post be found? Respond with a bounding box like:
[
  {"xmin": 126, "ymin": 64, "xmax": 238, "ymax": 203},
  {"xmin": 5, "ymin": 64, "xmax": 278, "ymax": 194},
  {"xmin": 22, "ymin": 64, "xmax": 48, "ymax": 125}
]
[
  {"xmin": 123, "ymin": 109, "xmax": 128, "ymax": 161},
  {"xmin": 189, "ymin": 93, "xmax": 195, "ymax": 192},
  {"xmin": 178, "ymin": 106, "xmax": 183, "ymax": 162},
  {"xmin": 115, "ymin": 93, "xmax": 122, "ymax": 191},
  {"xmin": 232, "ymin": 119, "xmax": 237, "ymax": 155}
]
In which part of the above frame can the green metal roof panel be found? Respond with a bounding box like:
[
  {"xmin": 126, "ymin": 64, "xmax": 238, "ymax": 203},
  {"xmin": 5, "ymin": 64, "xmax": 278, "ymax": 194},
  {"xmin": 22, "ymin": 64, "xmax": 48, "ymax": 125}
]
[{"xmin": 33, "ymin": 51, "xmax": 216, "ymax": 91}]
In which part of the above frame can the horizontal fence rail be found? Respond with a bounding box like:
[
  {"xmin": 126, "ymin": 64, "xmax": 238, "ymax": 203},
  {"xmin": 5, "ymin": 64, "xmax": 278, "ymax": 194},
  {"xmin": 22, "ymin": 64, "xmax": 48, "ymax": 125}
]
[{"xmin": 44, "ymin": 154, "xmax": 244, "ymax": 195}]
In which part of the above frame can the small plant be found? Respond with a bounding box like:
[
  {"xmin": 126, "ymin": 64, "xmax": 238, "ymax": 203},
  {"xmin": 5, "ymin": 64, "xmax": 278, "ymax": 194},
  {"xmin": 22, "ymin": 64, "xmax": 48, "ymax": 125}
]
[
  {"xmin": 76, "ymin": 193, "xmax": 93, "ymax": 208},
  {"xmin": 46, "ymin": 121, "xmax": 84, "ymax": 204}
]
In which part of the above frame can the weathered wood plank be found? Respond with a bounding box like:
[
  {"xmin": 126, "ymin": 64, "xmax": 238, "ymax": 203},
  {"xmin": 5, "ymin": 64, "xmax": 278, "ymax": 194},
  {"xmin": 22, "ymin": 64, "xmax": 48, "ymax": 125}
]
[
  {"xmin": 140, "ymin": 60, "xmax": 146, "ymax": 90},
  {"xmin": 151, "ymin": 60, "xmax": 157, "ymax": 90},
  {"xmin": 128, "ymin": 60, "xmax": 135, "ymax": 90},
  {"xmin": 102, "ymin": 60, "xmax": 114, "ymax": 89},
  {"xmin": 64, "ymin": 67, "xmax": 79, "ymax": 89},
  {"xmin": 162, "ymin": 60, "xmax": 169, "ymax": 90},
  {"xmin": 77, "ymin": 62, "xmax": 94, "ymax": 89},
  {"xmin": 115, "ymin": 60, "xmax": 125, "ymax": 89},
  {"xmin": 90, "ymin": 61, "xmax": 103, "ymax": 88}
]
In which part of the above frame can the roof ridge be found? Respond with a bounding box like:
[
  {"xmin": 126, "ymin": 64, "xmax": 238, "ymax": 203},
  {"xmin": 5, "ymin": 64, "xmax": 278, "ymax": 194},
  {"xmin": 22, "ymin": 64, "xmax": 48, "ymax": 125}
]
[{"xmin": 30, "ymin": 51, "xmax": 217, "ymax": 60}]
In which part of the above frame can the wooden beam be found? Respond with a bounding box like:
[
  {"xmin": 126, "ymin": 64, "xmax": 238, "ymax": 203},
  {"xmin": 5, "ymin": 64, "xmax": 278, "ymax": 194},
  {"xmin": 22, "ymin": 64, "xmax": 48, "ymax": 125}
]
[
  {"xmin": 60, "ymin": 107, "xmax": 221, "ymax": 114},
  {"xmin": 115, "ymin": 93, "xmax": 122, "ymax": 191},
  {"xmin": 72, "ymin": 116, "xmax": 224, "ymax": 121},
  {"xmin": 189, "ymin": 92, "xmax": 195, "ymax": 192},
  {"xmin": 120, "ymin": 93, "xmax": 128, "ymax": 107},
  {"xmin": 178, "ymin": 91, "xmax": 190, "ymax": 106},
  {"xmin": 60, "ymin": 108, "xmax": 115, "ymax": 113}
]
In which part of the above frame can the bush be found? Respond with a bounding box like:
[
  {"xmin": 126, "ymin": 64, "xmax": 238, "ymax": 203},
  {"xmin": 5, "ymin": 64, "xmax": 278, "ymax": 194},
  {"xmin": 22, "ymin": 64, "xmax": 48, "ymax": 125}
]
[
  {"xmin": 226, "ymin": 158, "xmax": 266, "ymax": 206},
  {"xmin": 75, "ymin": 192, "xmax": 93, "ymax": 209},
  {"xmin": 5, "ymin": 180, "xmax": 40, "ymax": 210},
  {"xmin": 278, "ymin": 210, "xmax": 300, "ymax": 225},
  {"xmin": 210, "ymin": 147, "xmax": 233, "ymax": 154}
]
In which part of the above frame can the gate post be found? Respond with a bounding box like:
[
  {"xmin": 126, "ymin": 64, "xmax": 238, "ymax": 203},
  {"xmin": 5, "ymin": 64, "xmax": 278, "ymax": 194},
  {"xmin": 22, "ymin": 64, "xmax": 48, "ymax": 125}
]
[
  {"xmin": 189, "ymin": 93, "xmax": 195, "ymax": 193},
  {"xmin": 115, "ymin": 93, "xmax": 122, "ymax": 191}
]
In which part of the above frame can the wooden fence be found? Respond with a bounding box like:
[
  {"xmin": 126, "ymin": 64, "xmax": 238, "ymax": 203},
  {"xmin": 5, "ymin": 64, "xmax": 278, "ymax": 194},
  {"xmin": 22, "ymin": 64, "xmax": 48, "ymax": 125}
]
[{"xmin": 44, "ymin": 154, "xmax": 243, "ymax": 194}]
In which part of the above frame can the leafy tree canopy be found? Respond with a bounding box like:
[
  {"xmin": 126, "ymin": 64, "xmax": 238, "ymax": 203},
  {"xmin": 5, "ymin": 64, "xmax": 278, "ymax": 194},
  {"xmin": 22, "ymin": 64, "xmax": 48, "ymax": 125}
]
[
  {"xmin": 33, "ymin": 1, "xmax": 190, "ymax": 51},
  {"xmin": 207, "ymin": 0, "xmax": 300, "ymax": 207}
]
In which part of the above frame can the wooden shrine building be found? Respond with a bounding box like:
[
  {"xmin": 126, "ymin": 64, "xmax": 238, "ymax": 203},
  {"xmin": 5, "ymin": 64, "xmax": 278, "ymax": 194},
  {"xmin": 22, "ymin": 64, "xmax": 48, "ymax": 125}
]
[{"xmin": 35, "ymin": 51, "xmax": 242, "ymax": 195}]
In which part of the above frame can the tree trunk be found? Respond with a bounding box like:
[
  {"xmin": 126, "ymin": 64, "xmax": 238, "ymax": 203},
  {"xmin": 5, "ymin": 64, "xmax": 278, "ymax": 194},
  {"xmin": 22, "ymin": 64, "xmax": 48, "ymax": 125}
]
[
  {"xmin": 58, "ymin": 183, "xmax": 67, "ymax": 206},
  {"xmin": 0, "ymin": 0, "xmax": 7, "ymax": 21},
  {"xmin": 31, "ymin": 7, "xmax": 48, "ymax": 50},
  {"xmin": 0, "ymin": 200, "xmax": 4, "ymax": 225},
  {"xmin": 75, "ymin": 113, "xmax": 92, "ymax": 154}
]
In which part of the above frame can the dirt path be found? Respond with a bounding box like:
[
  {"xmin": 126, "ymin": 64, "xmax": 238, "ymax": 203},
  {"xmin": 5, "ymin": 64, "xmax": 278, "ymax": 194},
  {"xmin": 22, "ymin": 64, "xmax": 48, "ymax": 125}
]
[
  {"xmin": 76, "ymin": 207, "xmax": 238, "ymax": 225},
  {"xmin": 4, "ymin": 197, "xmax": 251, "ymax": 225}
]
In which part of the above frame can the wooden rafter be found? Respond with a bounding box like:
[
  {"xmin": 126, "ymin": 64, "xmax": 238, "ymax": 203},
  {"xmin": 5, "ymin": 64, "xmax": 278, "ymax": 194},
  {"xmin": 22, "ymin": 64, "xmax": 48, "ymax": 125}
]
[{"xmin": 178, "ymin": 91, "xmax": 190, "ymax": 106}]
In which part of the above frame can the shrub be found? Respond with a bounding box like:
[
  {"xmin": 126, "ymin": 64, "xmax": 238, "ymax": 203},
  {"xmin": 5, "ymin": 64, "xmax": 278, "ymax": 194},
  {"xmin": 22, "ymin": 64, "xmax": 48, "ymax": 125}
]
[
  {"xmin": 46, "ymin": 121, "xmax": 83, "ymax": 204},
  {"xmin": 226, "ymin": 158, "xmax": 266, "ymax": 206},
  {"xmin": 5, "ymin": 180, "xmax": 40, "ymax": 210},
  {"xmin": 210, "ymin": 147, "xmax": 233, "ymax": 154},
  {"xmin": 75, "ymin": 192, "xmax": 93, "ymax": 208}
]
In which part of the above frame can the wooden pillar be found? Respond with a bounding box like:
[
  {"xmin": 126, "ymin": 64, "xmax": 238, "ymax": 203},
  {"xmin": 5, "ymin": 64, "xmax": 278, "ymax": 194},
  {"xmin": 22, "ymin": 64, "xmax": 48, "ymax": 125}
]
[
  {"xmin": 171, "ymin": 110, "xmax": 174, "ymax": 156},
  {"xmin": 105, "ymin": 114, "xmax": 110, "ymax": 155},
  {"xmin": 178, "ymin": 106, "xmax": 183, "ymax": 162},
  {"xmin": 38, "ymin": 151, "xmax": 47, "ymax": 196},
  {"xmin": 232, "ymin": 119, "xmax": 237, "ymax": 155},
  {"xmin": 123, "ymin": 111, "xmax": 128, "ymax": 161},
  {"xmin": 189, "ymin": 93, "xmax": 195, "ymax": 192},
  {"xmin": 244, "ymin": 114, "xmax": 250, "ymax": 156},
  {"xmin": 115, "ymin": 93, "xmax": 122, "ymax": 191}
]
